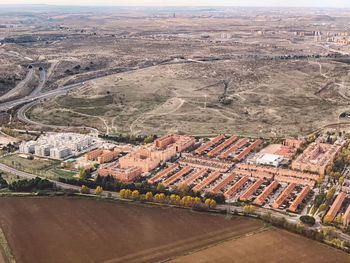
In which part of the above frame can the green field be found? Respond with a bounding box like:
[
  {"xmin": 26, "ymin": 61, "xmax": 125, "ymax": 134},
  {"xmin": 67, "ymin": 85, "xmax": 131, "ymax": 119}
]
[{"xmin": 0, "ymin": 154, "xmax": 76, "ymax": 180}]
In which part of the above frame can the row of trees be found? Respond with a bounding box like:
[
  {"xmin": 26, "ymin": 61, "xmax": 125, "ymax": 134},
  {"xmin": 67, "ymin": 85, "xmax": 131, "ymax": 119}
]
[
  {"xmin": 99, "ymin": 134, "xmax": 157, "ymax": 145},
  {"xmin": 326, "ymin": 140, "xmax": 350, "ymax": 180},
  {"xmin": 80, "ymin": 185, "xmax": 103, "ymax": 196},
  {"xmin": 8, "ymin": 177, "xmax": 55, "ymax": 192},
  {"xmin": 259, "ymin": 212, "xmax": 348, "ymax": 251},
  {"xmin": 61, "ymin": 176, "xmax": 226, "ymax": 204},
  {"xmin": 119, "ymin": 189, "xmax": 217, "ymax": 209}
]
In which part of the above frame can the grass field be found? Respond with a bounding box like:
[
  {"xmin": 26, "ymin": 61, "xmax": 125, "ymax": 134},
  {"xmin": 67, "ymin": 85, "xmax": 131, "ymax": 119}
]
[
  {"xmin": 169, "ymin": 228, "xmax": 350, "ymax": 263},
  {"xmin": 0, "ymin": 154, "xmax": 75, "ymax": 180},
  {"xmin": 0, "ymin": 197, "xmax": 263, "ymax": 263}
]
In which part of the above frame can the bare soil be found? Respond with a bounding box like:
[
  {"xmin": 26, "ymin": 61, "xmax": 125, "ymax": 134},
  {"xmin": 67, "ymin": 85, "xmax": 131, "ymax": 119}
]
[
  {"xmin": 0, "ymin": 197, "xmax": 262, "ymax": 263},
  {"xmin": 169, "ymin": 228, "xmax": 350, "ymax": 263}
]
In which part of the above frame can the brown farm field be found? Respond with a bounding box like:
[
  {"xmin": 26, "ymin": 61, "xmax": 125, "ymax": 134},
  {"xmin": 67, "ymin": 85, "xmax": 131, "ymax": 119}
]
[
  {"xmin": 0, "ymin": 197, "xmax": 263, "ymax": 263},
  {"xmin": 0, "ymin": 197, "xmax": 349, "ymax": 263},
  {"xmin": 169, "ymin": 228, "xmax": 350, "ymax": 263}
]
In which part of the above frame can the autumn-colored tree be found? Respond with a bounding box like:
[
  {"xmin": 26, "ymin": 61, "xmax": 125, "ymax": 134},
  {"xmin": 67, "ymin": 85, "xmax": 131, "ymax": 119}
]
[
  {"xmin": 132, "ymin": 190, "xmax": 140, "ymax": 200},
  {"xmin": 144, "ymin": 136, "xmax": 154, "ymax": 144},
  {"xmin": 326, "ymin": 165, "xmax": 333, "ymax": 175},
  {"xmin": 323, "ymin": 215, "xmax": 333, "ymax": 224},
  {"xmin": 326, "ymin": 186, "xmax": 336, "ymax": 201},
  {"xmin": 80, "ymin": 185, "xmax": 89, "ymax": 194},
  {"xmin": 175, "ymin": 195, "xmax": 181, "ymax": 205},
  {"xmin": 243, "ymin": 205, "xmax": 255, "ymax": 214},
  {"xmin": 125, "ymin": 189, "xmax": 132, "ymax": 199},
  {"xmin": 209, "ymin": 199, "xmax": 216, "ymax": 209},
  {"xmin": 158, "ymin": 193, "xmax": 166, "ymax": 203},
  {"xmin": 170, "ymin": 194, "xmax": 177, "ymax": 204},
  {"xmin": 194, "ymin": 197, "xmax": 201, "ymax": 204},
  {"xmin": 205, "ymin": 198, "xmax": 216, "ymax": 208},
  {"xmin": 182, "ymin": 196, "xmax": 194, "ymax": 207},
  {"xmin": 243, "ymin": 205, "xmax": 250, "ymax": 214},
  {"xmin": 339, "ymin": 176, "xmax": 344, "ymax": 185},
  {"xmin": 94, "ymin": 186, "xmax": 103, "ymax": 195},
  {"xmin": 145, "ymin": 191, "xmax": 153, "ymax": 202},
  {"xmin": 120, "ymin": 189, "xmax": 126, "ymax": 198}
]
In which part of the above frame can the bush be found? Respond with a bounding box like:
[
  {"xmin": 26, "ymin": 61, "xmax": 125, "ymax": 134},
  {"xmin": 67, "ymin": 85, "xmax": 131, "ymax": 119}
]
[{"xmin": 300, "ymin": 215, "xmax": 316, "ymax": 226}]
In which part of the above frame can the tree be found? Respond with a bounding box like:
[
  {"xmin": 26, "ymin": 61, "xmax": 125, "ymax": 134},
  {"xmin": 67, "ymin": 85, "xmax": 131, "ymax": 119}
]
[
  {"xmin": 120, "ymin": 189, "xmax": 126, "ymax": 198},
  {"xmin": 94, "ymin": 186, "xmax": 103, "ymax": 195},
  {"xmin": 319, "ymin": 203, "xmax": 327, "ymax": 212},
  {"xmin": 145, "ymin": 192, "xmax": 153, "ymax": 202},
  {"xmin": 335, "ymin": 213, "xmax": 343, "ymax": 225},
  {"xmin": 80, "ymin": 185, "xmax": 90, "ymax": 194},
  {"xmin": 132, "ymin": 190, "xmax": 140, "ymax": 200},
  {"xmin": 323, "ymin": 215, "xmax": 333, "ymax": 224},
  {"xmin": 209, "ymin": 199, "xmax": 216, "ymax": 209},
  {"xmin": 243, "ymin": 205, "xmax": 256, "ymax": 214},
  {"xmin": 194, "ymin": 197, "xmax": 201, "ymax": 204},
  {"xmin": 204, "ymin": 198, "xmax": 216, "ymax": 209},
  {"xmin": 154, "ymin": 193, "xmax": 166, "ymax": 203},
  {"xmin": 339, "ymin": 176, "xmax": 344, "ymax": 185},
  {"xmin": 79, "ymin": 168, "xmax": 89, "ymax": 180},
  {"xmin": 170, "ymin": 194, "xmax": 177, "ymax": 204},
  {"xmin": 326, "ymin": 186, "xmax": 336, "ymax": 201},
  {"xmin": 125, "ymin": 189, "xmax": 132, "ymax": 199},
  {"xmin": 300, "ymin": 215, "xmax": 316, "ymax": 226},
  {"xmin": 144, "ymin": 136, "xmax": 154, "ymax": 144},
  {"xmin": 156, "ymin": 183, "xmax": 165, "ymax": 192},
  {"xmin": 177, "ymin": 183, "xmax": 189, "ymax": 196}
]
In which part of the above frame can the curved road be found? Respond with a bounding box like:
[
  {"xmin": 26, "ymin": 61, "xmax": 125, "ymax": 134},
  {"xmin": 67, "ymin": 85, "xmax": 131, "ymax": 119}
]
[
  {"xmin": 0, "ymin": 68, "xmax": 34, "ymax": 102},
  {"xmin": 17, "ymin": 101, "xmax": 99, "ymax": 136}
]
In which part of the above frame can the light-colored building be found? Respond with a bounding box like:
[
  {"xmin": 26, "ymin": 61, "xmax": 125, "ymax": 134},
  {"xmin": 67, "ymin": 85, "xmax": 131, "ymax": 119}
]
[
  {"xmin": 19, "ymin": 132, "xmax": 98, "ymax": 160},
  {"xmin": 256, "ymin": 154, "xmax": 284, "ymax": 167}
]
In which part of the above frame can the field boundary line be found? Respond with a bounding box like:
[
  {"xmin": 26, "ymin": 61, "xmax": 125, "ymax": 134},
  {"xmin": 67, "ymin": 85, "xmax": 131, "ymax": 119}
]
[
  {"xmin": 0, "ymin": 227, "xmax": 16, "ymax": 263},
  {"xmin": 159, "ymin": 225, "xmax": 270, "ymax": 263}
]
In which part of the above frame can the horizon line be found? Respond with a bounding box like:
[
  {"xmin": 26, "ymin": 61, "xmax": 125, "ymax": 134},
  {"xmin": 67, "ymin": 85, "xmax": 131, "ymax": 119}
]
[{"xmin": 0, "ymin": 4, "xmax": 349, "ymax": 8}]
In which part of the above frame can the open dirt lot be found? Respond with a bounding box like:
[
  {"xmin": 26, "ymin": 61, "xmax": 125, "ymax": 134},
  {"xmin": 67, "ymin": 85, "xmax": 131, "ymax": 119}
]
[
  {"xmin": 169, "ymin": 228, "xmax": 350, "ymax": 263},
  {"xmin": 0, "ymin": 197, "xmax": 263, "ymax": 263},
  {"xmin": 28, "ymin": 58, "xmax": 350, "ymax": 137}
]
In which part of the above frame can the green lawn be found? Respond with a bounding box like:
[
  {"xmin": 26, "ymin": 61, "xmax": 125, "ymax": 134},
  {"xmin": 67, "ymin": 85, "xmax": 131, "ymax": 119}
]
[{"xmin": 0, "ymin": 154, "xmax": 76, "ymax": 180}]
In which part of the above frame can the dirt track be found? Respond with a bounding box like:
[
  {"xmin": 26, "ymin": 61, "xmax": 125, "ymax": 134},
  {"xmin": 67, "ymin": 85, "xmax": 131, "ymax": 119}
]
[{"xmin": 0, "ymin": 197, "xmax": 262, "ymax": 263}]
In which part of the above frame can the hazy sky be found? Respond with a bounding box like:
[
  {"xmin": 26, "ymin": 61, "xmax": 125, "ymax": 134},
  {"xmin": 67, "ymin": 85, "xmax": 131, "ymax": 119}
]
[{"xmin": 0, "ymin": 0, "xmax": 349, "ymax": 7}]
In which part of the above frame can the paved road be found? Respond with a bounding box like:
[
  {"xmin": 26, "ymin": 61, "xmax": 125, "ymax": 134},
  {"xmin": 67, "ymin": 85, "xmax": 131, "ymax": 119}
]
[
  {"xmin": 0, "ymin": 162, "xmax": 121, "ymax": 198},
  {"xmin": 0, "ymin": 162, "xmax": 80, "ymax": 191},
  {"xmin": 17, "ymin": 100, "xmax": 99, "ymax": 137},
  {"xmin": 0, "ymin": 68, "xmax": 34, "ymax": 102}
]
